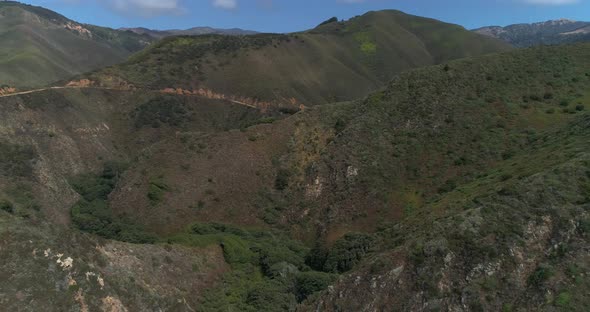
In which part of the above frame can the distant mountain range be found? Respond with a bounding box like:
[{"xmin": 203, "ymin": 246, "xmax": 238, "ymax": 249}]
[
  {"xmin": 120, "ymin": 27, "xmax": 258, "ymax": 38},
  {"xmin": 474, "ymin": 19, "xmax": 590, "ymax": 47}
]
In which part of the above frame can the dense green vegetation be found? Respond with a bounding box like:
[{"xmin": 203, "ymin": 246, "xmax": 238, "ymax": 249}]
[
  {"xmin": 168, "ymin": 223, "xmax": 336, "ymax": 310},
  {"xmin": 279, "ymin": 43, "xmax": 590, "ymax": 232},
  {"xmin": 70, "ymin": 162, "xmax": 157, "ymax": 243},
  {"xmin": 290, "ymin": 43, "xmax": 590, "ymax": 310},
  {"xmin": 0, "ymin": 199, "xmax": 14, "ymax": 214},
  {"xmin": 318, "ymin": 17, "xmax": 339, "ymax": 26},
  {"xmin": 133, "ymin": 96, "xmax": 193, "ymax": 129},
  {"xmin": 310, "ymin": 233, "xmax": 375, "ymax": 273}
]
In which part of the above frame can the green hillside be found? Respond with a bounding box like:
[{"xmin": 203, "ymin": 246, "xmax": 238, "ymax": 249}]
[
  {"xmin": 0, "ymin": 1, "xmax": 152, "ymax": 87},
  {"xmin": 116, "ymin": 42, "xmax": 590, "ymax": 311},
  {"xmin": 1, "ymin": 40, "xmax": 588, "ymax": 310},
  {"xmin": 86, "ymin": 10, "xmax": 511, "ymax": 106}
]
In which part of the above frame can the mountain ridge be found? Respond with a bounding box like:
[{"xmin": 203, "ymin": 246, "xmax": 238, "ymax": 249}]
[
  {"xmin": 120, "ymin": 26, "xmax": 258, "ymax": 38},
  {"xmin": 0, "ymin": 1, "xmax": 153, "ymax": 87},
  {"xmin": 474, "ymin": 18, "xmax": 590, "ymax": 47},
  {"xmin": 82, "ymin": 9, "xmax": 511, "ymax": 107}
]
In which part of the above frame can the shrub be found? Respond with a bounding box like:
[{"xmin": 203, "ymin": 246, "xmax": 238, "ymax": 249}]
[
  {"xmin": 191, "ymin": 223, "xmax": 230, "ymax": 235},
  {"xmin": 543, "ymin": 92, "xmax": 554, "ymax": 100},
  {"xmin": 245, "ymin": 281, "xmax": 295, "ymax": 311},
  {"xmin": 323, "ymin": 233, "xmax": 374, "ymax": 273},
  {"xmin": 575, "ymin": 104, "xmax": 585, "ymax": 111},
  {"xmin": 529, "ymin": 95, "xmax": 541, "ymax": 101},
  {"xmin": 4, "ymin": 184, "xmax": 40, "ymax": 211},
  {"xmin": 319, "ymin": 17, "xmax": 338, "ymax": 26},
  {"xmin": 334, "ymin": 118, "xmax": 347, "ymax": 134},
  {"xmin": 545, "ymin": 108, "xmax": 555, "ymax": 114},
  {"xmin": 69, "ymin": 161, "xmax": 127, "ymax": 202},
  {"xmin": 0, "ymin": 142, "xmax": 36, "ymax": 177},
  {"xmin": 148, "ymin": 176, "xmax": 169, "ymax": 204},
  {"xmin": 0, "ymin": 200, "xmax": 14, "ymax": 213},
  {"xmin": 70, "ymin": 174, "xmax": 115, "ymax": 202},
  {"xmin": 528, "ymin": 265, "xmax": 553, "ymax": 286},
  {"xmin": 70, "ymin": 163, "xmax": 156, "ymax": 243},
  {"xmin": 257, "ymin": 117, "xmax": 276, "ymax": 125},
  {"xmin": 438, "ymin": 179, "xmax": 457, "ymax": 194},
  {"xmin": 305, "ymin": 242, "xmax": 329, "ymax": 271},
  {"xmin": 502, "ymin": 303, "xmax": 514, "ymax": 312},
  {"xmin": 275, "ymin": 169, "xmax": 291, "ymax": 190},
  {"xmin": 133, "ymin": 96, "xmax": 192, "ymax": 129},
  {"xmin": 559, "ymin": 99, "xmax": 570, "ymax": 107},
  {"xmin": 220, "ymin": 236, "xmax": 257, "ymax": 264},
  {"xmin": 555, "ymin": 291, "xmax": 571, "ymax": 308},
  {"xmin": 279, "ymin": 107, "xmax": 300, "ymax": 115},
  {"xmin": 295, "ymin": 272, "xmax": 335, "ymax": 302}
]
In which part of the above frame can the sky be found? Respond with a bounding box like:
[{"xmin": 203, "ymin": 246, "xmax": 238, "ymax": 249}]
[{"xmin": 24, "ymin": 0, "xmax": 590, "ymax": 32}]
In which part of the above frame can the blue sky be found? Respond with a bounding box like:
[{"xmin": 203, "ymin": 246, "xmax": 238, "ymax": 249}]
[{"xmin": 26, "ymin": 0, "xmax": 590, "ymax": 32}]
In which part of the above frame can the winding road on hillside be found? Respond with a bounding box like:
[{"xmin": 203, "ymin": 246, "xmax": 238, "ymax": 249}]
[
  {"xmin": 0, "ymin": 86, "xmax": 261, "ymax": 109},
  {"xmin": 0, "ymin": 86, "xmax": 69, "ymax": 98}
]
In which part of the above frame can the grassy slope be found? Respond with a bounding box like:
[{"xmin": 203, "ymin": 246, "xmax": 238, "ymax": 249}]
[
  {"xmin": 99, "ymin": 42, "xmax": 589, "ymax": 310},
  {"xmin": 295, "ymin": 43, "xmax": 590, "ymax": 310},
  {"xmin": 103, "ymin": 43, "xmax": 590, "ymax": 241},
  {"xmin": 287, "ymin": 43, "xmax": 590, "ymax": 235},
  {"xmin": 88, "ymin": 10, "xmax": 511, "ymax": 106},
  {"xmin": 0, "ymin": 88, "xmax": 270, "ymax": 226},
  {"xmin": 1, "ymin": 28, "xmax": 589, "ymax": 312},
  {"xmin": 302, "ymin": 122, "xmax": 590, "ymax": 310},
  {"xmin": 0, "ymin": 1, "xmax": 151, "ymax": 87}
]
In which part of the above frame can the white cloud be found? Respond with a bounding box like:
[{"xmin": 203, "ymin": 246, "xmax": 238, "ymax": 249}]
[
  {"xmin": 522, "ymin": 0, "xmax": 580, "ymax": 5},
  {"xmin": 212, "ymin": 0, "xmax": 238, "ymax": 10},
  {"xmin": 108, "ymin": 0, "xmax": 183, "ymax": 16},
  {"xmin": 55, "ymin": 0, "xmax": 185, "ymax": 16}
]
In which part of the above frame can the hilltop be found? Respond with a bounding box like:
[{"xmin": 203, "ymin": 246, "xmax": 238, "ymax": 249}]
[
  {"xmin": 120, "ymin": 26, "xmax": 258, "ymax": 38},
  {"xmin": 83, "ymin": 10, "xmax": 511, "ymax": 106},
  {"xmin": 474, "ymin": 19, "xmax": 590, "ymax": 47},
  {"xmin": 0, "ymin": 1, "xmax": 152, "ymax": 87}
]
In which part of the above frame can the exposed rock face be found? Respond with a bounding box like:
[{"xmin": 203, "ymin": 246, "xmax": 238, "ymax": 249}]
[
  {"xmin": 301, "ymin": 154, "xmax": 590, "ymax": 311},
  {"xmin": 0, "ymin": 215, "xmax": 228, "ymax": 311},
  {"xmin": 64, "ymin": 22, "xmax": 92, "ymax": 38}
]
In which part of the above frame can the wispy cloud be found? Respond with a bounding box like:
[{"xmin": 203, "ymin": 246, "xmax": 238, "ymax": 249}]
[
  {"xmin": 212, "ymin": 0, "xmax": 238, "ymax": 10},
  {"xmin": 522, "ymin": 0, "xmax": 580, "ymax": 5},
  {"xmin": 54, "ymin": 0, "xmax": 185, "ymax": 17},
  {"xmin": 107, "ymin": 0, "xmax": 183, "ymax": 16}
]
